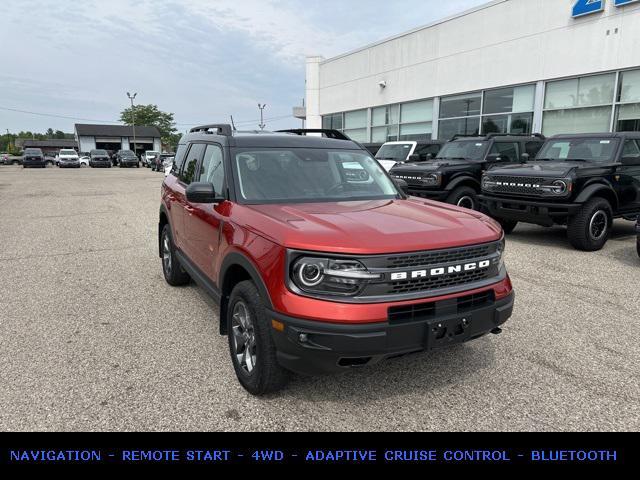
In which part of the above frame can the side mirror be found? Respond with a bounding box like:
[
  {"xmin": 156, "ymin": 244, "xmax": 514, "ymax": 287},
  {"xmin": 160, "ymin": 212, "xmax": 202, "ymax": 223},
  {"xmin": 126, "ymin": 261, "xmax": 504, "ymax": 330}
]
[
  {"xmin": 621, "ymin": 156, "xmax": 640, "ymax": 166},
  {"xmin": 486, "ymin": 153, "xmax": 504, "ymax": 163},
  {"xmin": 185, "ymin": 182, "xmax": 225, "ymax": 204},
  {"xmin": 394, "ymin": 178, "xmax": 409, "ymax": 194},
  {"xmin": 407, "ymin": 154, "xmax": 421, "ymax": 163},
  {"xmin": 520, "ymin": 153, "xmax": 530, "ymax": 163}
]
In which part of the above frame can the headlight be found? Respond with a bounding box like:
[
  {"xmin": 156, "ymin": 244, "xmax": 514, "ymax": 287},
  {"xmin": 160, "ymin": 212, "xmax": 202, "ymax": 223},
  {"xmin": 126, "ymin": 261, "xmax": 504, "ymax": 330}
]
[
  {"xmin": 423, "ymin": 173, "xmax": 442, "ymax": 187},
  {"xmin": 291, "ymin": 256, "xmax": 381, "ymax": 296},
  {"xmin": 540, "ymin": 179, "xmax": 571, "ymax": 195}
]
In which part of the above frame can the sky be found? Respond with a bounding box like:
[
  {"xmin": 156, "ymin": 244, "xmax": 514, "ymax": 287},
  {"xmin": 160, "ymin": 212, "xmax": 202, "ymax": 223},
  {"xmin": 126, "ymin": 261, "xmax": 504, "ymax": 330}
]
[{"xmin": 0, "ymin": 0, "xmax": 488, "ymax": 134}]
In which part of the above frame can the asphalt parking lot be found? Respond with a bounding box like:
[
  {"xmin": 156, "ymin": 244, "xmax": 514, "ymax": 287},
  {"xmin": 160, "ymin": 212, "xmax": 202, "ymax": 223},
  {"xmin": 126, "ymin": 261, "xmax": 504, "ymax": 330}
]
[{"xmin": 0, "ymin": 164, "xmax": 638, "ymax": 432}]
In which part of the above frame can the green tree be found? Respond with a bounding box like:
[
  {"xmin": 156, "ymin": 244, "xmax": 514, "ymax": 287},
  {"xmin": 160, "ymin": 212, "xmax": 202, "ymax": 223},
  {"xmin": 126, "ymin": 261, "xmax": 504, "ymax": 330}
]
[
  {"xmin": 46, "ymin": 128, "xmax": 54, "ymax": 138},
  {"xmin": 120, "ymin": 104, "xmax": 178, "ymax": 148}
]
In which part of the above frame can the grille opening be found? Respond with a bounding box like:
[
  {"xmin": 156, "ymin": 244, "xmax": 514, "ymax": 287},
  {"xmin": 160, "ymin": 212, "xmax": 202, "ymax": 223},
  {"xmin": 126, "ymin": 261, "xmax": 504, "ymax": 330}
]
[
  {"xmin": 338, "ymin": 357, "xmax": 372, "ymax": 367},
  {"xmin": 388, "ymin": 289, "xmax": 495, "ymax": 324},
  {"xmin": 390, "ymin": 269, "xmax": 490, "ymax": 294},
  {"xmin": 457, "ymin": 290, "xmax": 495, "ymax": 312}
]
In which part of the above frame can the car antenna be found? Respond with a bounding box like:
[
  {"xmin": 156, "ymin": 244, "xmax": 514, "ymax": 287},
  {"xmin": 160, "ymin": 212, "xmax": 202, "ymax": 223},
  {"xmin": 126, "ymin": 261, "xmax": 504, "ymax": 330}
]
[{"xmin": 230, "ymin": 115, "xmax": 237, "ymax": 132}]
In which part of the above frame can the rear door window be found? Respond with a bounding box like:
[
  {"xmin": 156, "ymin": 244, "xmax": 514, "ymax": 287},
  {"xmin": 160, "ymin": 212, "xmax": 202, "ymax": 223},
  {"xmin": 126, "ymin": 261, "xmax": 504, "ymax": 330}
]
[{"xmin": 489, "ymin": 142, "xmax": 519, "ymax": 162}]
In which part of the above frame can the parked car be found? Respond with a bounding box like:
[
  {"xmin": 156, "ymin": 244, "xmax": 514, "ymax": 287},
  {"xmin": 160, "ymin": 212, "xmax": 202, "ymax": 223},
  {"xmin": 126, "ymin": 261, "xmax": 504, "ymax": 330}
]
[
  {"xmin": 89, "ymin": 149, "xmax": 112, "ymax": 168},
  {"xmin": 480, "ymin": 132, "xmax": 640, "ymax": 251},
  {"xmin": 22, "ymin": 148, "xmax": 46, "ymax": 168},
  {"xmin": 143, "ymin": 150, "xmax": 160, "ymax": 167},
  {"xmin": 44, "ymin": 154, "xmax": 56, "ymax": 166},
  {"xmin": 116, "ymin": 150, "xmax": 140, "ymax": 168},
  {"xmin": 375, "ymin": 140, "xmax": 445, "ymax": 171},
  {"xmin": 361, "ymin": 143, "xmax": 384, "ymax": 156},
  {"xmin": 58, "ymin": 149, "xmax": 81, "ymax": 168},
  {"xmin": 152, "ymin": 153, "xmax": 174, "ymax": 172},
  {"xmin": 159, "ymin": 124, "xmax": 513, "ymax": 394},
  {"xmin": 389, "ymin": 134, "xmax": 545, "ymax": 211},
  {"xmin": 79, "ymin": 153, "xmax": 90, "ymax": 167}
]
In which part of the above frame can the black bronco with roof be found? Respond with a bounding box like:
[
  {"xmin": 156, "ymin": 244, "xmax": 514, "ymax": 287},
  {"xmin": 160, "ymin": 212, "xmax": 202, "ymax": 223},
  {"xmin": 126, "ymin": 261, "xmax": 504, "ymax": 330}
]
[
  {"xmin": 375, "ymin": 140, "xmax": 445, "ymax": 172},
  {"xmin": 389, "ymin": 133, "xmax": 545, "ymax": 211},
  {"xmin": 479, "ymin": 133, "xmax": 640, "ymax": 251}
]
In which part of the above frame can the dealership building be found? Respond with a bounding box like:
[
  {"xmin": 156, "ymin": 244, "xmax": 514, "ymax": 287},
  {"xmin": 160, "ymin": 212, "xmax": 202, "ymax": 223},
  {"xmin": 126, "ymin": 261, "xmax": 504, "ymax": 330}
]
[
  {"xmin": 74, "ymin": 124, "xmax": 162, "ymax": 154},
  {"xmin": 302, "ymin": 0, "xmax": 640, "ymax": 142}
]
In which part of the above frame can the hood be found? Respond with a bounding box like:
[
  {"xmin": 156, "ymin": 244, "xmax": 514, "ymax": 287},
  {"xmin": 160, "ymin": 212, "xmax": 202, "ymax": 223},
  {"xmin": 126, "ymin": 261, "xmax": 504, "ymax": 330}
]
[
  {"xmin": 391, "ymin": 159, "xmax": 471, "ymax": 172},
  {"xmin": 240, "ymin": 199, "xmax": 501, "ymax": 255},
  {"xmin": 487, "ymin": 161, "xmax": 594, "ymax": 177}
]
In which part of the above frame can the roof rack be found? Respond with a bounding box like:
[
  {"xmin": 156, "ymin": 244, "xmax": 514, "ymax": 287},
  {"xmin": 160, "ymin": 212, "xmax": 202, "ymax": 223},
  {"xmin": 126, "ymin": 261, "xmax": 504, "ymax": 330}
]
[
  {"xmin": 450, "ymin": 134, "xmax": 484, "ymax": 141},
  {"xmin": 485, "ymin": 132, "xmax": 546, "ymax": 139},
  {"xmin": 276, "ymin": 129, "xmax": 352, "ymax": 141},
  {"xmin": 189, "ymin": 124, "xmax": 233, "ymax": 136}
]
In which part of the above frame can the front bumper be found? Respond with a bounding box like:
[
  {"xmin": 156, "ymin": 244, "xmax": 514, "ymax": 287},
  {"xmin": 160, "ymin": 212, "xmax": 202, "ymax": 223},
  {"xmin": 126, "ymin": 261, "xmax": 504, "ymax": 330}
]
[
  {"xmin": 90, "ymin": 160, "xmax": 111, "ymax": 167},
  {"xmin": 23, "ymin": 159, "xmax": 46, "ymax": 167},
  {"xmin": 406, "ymin": 186, "xmax": 449, "ymax": 201},
  {"xmin": 479, "ymin": 194, "xmax": 580, "ymax": 227},
  {"xmin": 268, "ymin": 290, "xmax": 514, "ymax": 376}
]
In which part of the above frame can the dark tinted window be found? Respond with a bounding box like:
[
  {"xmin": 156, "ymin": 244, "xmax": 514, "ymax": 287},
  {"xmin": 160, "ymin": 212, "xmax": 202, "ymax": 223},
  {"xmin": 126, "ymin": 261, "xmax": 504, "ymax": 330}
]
[
  {"xmin": 489, "ymin": 142, "xmax": 519, "ymax": 162},
  {"xmin": 173, "ymin": 144, "xmax": 188, "ymax": 172},
  {"xmin": 415, "ymin": 144, "xmax": 441, "ymax": 159},
  {"xmin": 199, "ymin": 144, "xmax": 225, "ymax": 195},
  {"xmin": 180, "ymin": 143, "xmax": 205, "ymax": 185},
  {"xmin": 525, "ymin": 141, "xmax": 543, "ymax": 158},
  {"xmin": 622, "ymin": 140, "xmax": 640, "ymax": 158},
  {"xmin": 537, "ymin": 138, "xmax": 619, "ymax": 162}
]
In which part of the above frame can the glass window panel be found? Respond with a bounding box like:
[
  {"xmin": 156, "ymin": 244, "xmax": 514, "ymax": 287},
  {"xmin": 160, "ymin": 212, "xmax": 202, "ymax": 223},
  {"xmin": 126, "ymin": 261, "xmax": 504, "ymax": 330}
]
[
  {"xmin": 322, "ymin": 116, "xmax": 331, "ymax": 129},
  {"xmin": 616, "ymin": 104, "xmax": 640, "ymax": 132},
  {"xmin": 542, "ymin": 106, "xmax": 612, "ymax": 136},
  {"xmin": 372, "ymin": 107, "xmax": 387, "ymax": 127},
  {"xmin": 344, "ymin": 110, "xmax": 367, "ymax": 129},
  {"xmin": 545, "ymin": 78, "xmax": 578, "ymax": 109},
  {"xmin": 322, "ymin": 114, "xmax": 342, "ymax": 130},
  {"xmin": 439, "ymin": 93, "xmax": 482, "ymax": 118},
  {"xmin": 619, "ymin": 69, "xmax": 640, "ymax": 103},
  {"xmin": 481, "ymin": 113, "xmax": 533, "ymax": 135},
  {"xmin": 343, "ymin": 128, "xmax": 368, "ymax": 142},
  {"xmin": 512, "ymin": 85, "xmax": 535, "ymax": 113},
  {"xmin": 399, "ymin": 122, "xmax": 432, "ymax": 141},
  {"xmin": 437, "ymin": 117, "xmax": 480, "ymax": 140},
  {"xmin": 578, "ymin": 73, "xmax": 615, "ymax": 107},
  {"xmin": 371, "ymin": 126, "xmax": 398, "ymax": 143},
  {"xmin": 401, "ymin": 100, "xmax": 433, "ymax": 123},
  {"xmin": 483, "ymin": 88, "xmax": 514, "ymax": 114}
]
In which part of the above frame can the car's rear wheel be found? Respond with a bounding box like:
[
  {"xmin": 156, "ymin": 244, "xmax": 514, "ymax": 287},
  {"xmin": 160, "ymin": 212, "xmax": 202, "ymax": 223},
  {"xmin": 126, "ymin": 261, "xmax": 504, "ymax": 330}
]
[
  {"xmin": 497, "ymin": 218, "xmax": 518, "ymax": 234},
  {"xmin": 160, "ymin": 224, "xmax": 190, "ymax": 286},
  {"xmin": 446, "ymin": 186, "xmax": 478, "ymax": 211},
  {"xmin": 567, "ymin": 197, "xmax": 612, "ymax": 251},
  {"xmin": 227, "ymin": 280, "xmax": 289, "ymax": 395}
]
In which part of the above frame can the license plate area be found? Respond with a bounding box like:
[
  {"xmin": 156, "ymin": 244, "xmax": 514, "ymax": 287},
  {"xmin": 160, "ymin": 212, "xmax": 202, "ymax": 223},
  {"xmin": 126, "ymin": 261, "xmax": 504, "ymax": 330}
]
[{"xmin": 427, "ymin": 315, "xmax": 473, "ymax": 348}]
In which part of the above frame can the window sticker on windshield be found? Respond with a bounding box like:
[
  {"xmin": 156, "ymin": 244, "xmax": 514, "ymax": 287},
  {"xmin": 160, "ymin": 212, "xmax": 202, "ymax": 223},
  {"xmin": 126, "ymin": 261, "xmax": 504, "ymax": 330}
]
[
  {"xmin": 476, "ymin": 143, "xmax": 483, "ymax": 146},
  {"xmin": 600, "ymin": 141, "xmax": 610, "ymax": 144}
]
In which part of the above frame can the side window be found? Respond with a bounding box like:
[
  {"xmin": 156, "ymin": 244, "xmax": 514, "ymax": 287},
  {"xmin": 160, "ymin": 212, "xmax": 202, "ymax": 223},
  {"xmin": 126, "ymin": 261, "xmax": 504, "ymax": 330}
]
[
  {"xmin": 489, "ymin": 142, "xmax": 519, "ymax": 162},
  {"xmin": 173, "ymin": 144, "xmax": 188, "ymax": 172},
  {"xmin": 525, "ymin": 141, "xmax": 543, "ymax": 159},
  {"xmin": 199, "ymin": 144, "xmax": 225, "ymax": 195},
  {"xmin": 415, "ymin": 144, "xmax": 441, "ymax": 159},
  {"xmin": 622, "ymin": 140, "xmax": 640, "ymax": 158},
  {"xmin": 179, "ymin": 143, "xmax": 205, "ymax": 185}
]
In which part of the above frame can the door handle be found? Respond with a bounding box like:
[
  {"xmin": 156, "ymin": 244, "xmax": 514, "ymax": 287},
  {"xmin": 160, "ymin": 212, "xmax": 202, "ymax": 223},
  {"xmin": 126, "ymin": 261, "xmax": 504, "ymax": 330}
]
[{"xmin": 185, "ymin": 205, "xmax": 196, "ymax": 214}]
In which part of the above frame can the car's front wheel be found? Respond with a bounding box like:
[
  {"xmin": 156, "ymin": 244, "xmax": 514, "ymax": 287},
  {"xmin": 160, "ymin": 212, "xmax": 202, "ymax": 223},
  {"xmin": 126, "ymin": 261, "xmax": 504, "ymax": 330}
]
[
  {"xmin": 446, "ymin": 186, "xmax": 478, "ymax": 211},
  {"xmin": 227, "ymin": 280, "xmax": 289, "ymax": 395},
  {"xmin": 567, "ymin": 197, "xmax": 612, "ymax": 251},
  {"xmin": 497, "ymin": 218, "xmax": 518, "ymax": 234},
  {"xmin": 160, "ymin": 224, "xmax": 190, "ymax": 286}
]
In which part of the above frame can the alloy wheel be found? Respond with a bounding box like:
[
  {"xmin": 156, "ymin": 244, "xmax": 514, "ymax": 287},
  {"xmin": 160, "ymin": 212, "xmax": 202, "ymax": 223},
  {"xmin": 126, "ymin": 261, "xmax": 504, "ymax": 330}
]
[
  {"xmin": 231, "ymin": 301, "xmax": 257, "ymax": 374},
  {"xmin": 589, "ymin": 210, "xmax": 608, "ymax": 241},
  {"xmin": 457, "ymin": 195, "xmax": 475, "ymax": 210},
  {"xmin": 162, "ymin": 233, "xmax": 172, "ymax": 274}
]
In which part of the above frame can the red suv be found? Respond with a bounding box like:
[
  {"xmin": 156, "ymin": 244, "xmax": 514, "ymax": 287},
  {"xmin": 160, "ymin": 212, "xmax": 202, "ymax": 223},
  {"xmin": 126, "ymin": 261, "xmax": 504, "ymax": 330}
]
[{"xmin": 159, "ymin": 125, "xmax": 514, "ymax": 395}]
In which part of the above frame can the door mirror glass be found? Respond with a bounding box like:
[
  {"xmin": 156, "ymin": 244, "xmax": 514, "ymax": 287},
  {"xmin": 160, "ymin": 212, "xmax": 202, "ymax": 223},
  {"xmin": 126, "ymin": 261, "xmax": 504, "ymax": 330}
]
[
  {"xmin": 407, "ymin": 154, "xmax": 421, "ymax": 163},
  {"xmin": 486, "ymin": 153, "xmax": 503, "ymax": 163},
  {"xmin": 185, "ymin": 182, "xmax": 225, "ymax": 204}
]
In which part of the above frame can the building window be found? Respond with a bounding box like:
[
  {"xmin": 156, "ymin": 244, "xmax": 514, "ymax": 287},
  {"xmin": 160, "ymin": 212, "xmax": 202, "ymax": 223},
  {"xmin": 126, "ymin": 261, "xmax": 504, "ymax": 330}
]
[
  {"xmin": 399, "ymin": 100, "xmax": 433, "ymax": 140},
  {"xmin": 438, "ymin": 92, "xmax": 481, "ymax": 139},
  {"xmin": 615, "ymin": 69, "xmax": 640, "ymax": 132},
  {"xmin": 481, "ymin": 85, "xmax": 535, "ymax": 135},
  {"xmin": 322, "ymin": 113, "xmax": 343, "ymax": 130},
  {"xmin": 542, "ymin": 73, "xmax": 616, "ymax": 135},
  {"xmin": 343, "ymin": 109, "xmax": 368, "ymax": 142},
  {"xmin": 371, "ymin": 104, "xmax": 399, "ymax": 142}
]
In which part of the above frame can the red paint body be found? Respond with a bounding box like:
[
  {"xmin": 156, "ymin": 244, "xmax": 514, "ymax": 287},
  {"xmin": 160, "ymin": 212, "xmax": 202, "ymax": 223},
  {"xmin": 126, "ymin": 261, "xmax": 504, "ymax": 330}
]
[{"xmin": 162, "ymin": 175, "xmax": 511, "ymax": 325}]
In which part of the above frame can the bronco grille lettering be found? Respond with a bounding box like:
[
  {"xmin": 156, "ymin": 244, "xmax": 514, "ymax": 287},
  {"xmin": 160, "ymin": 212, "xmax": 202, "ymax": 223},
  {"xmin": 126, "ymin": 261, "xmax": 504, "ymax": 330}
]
[{"xmin": 390, "ymin": 260, "xmax": 491, "ymax": 281}]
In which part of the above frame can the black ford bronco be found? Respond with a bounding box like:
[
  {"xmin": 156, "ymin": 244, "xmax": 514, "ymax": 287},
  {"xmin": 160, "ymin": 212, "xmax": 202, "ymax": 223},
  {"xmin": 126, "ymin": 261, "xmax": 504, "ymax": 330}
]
[
  {"xmin": 389, "ymin": 133, "xmax": 545, "ymax": 210},
  {"xmin": 479, "ymin": 133, "xmax": 640, "ymax": 251}
]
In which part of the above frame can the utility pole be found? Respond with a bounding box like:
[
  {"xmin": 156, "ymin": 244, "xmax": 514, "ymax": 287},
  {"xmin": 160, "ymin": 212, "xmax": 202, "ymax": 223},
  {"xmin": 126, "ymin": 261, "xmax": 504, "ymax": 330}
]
[
  {"xmin": 127, "ymin": 92, "xmax": 138, "ymax": 156},
  {"xmin": 258, "ymin": 104, "xmax": 267, "ymax": 130}
]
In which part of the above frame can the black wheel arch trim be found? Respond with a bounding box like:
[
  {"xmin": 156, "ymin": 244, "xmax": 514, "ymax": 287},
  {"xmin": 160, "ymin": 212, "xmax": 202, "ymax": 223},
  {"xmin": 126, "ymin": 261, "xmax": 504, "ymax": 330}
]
[
  {"xmin": 158, "ymin": 204, "xmax": 172, "ymax": 259},
  {"xmin": 219, "ymin": 252, "xmax": 274, "ymax": 311},
  {"xmin": 574, "ymin": 183, "xmax": 618, "ymax": 209},
  {"xmin": 445, "ymin": 175, "xmax": 481, "ymax": 192}
]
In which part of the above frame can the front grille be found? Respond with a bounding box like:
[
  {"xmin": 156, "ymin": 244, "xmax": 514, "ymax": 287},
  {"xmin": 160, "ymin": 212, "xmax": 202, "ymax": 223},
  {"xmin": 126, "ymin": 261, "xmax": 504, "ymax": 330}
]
[
  {"xmin": 388, "ymin": 290, "xmax": 494, "ymax": 324},
  {"xmin": 389, "ymin": 268, "xmax": 490, "ymax": 294},
  {"xmin": 386, "ymin": 243, "xmax": 495, "ymax": 269},
  {"xmin": 391, "ymin": 172, "xmax": 426, "ymax": 186},
  {"xmin": 486, "ymin": 176, "xmax": 548, "ymax": 196}
]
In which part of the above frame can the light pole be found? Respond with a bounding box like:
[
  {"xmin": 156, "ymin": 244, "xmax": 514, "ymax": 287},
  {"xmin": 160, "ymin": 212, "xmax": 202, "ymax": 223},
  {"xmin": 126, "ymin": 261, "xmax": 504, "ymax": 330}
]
[
  {"xmin": 258, "ymin": 104, "xmax": 267, "ymax": 130},
  {"xmin": 127, "ymin": 92, "xmax": 138, "ymax": 156}
]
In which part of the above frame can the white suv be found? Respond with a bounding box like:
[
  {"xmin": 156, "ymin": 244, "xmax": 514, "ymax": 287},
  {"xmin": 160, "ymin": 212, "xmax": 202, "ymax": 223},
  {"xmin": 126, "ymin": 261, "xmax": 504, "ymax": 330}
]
[{"xmin": 143, "ymin": 151, "xmax": 160, "ymax": 167}]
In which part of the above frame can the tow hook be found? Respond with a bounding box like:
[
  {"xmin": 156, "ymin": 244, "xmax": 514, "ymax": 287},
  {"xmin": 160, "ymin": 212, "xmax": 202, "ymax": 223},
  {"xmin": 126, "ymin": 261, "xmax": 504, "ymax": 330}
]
[{"xmin": 491, "ymin": 327, "xmax": 502, "ymax": 335}]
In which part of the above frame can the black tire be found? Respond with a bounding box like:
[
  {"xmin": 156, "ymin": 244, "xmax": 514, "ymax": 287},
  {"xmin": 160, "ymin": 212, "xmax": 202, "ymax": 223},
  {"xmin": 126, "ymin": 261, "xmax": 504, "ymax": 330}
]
[
  {"xmin": 227, "ymin": 280, "xmax": 289, "ymax": 395},
  {"xmin": 636, "ymin": 236, "xmax": 640, "ymax": 259},
  {"xmin": 567, "ymin": 197, "xmax": 612, "ymax": 251},
  {"xmin": 160, "ymin": 224, "xmax": 190, "ymax": 286},
  {"xmin": 136, "ymin": 163, "xmax": 140, "ymax": 168},
  {"xmin": 446, "ymin": 186, "xmax": 479, "ymax": 210},
  {"xmin": 498, "ymin": 218, "xmax": 518, "ymax": 234}
]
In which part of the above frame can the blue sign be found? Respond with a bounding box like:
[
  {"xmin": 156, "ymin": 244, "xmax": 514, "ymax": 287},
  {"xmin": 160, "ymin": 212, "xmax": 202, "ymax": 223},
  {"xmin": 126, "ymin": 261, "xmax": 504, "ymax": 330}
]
[
  {"xmin": 614, "ymin": 0, "xmax": 640, "ymax": 6},
  {"xmin": 572, "ymin": 0, "xmax": 605, "ymax": 18}
]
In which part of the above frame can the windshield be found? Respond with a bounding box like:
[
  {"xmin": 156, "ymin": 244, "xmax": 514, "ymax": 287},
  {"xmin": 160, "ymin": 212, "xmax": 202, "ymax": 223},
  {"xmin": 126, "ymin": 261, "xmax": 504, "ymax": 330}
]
[
  {"xmin": 437, "ymin": 141, "xmax": 489, "ymax": 161},
  {"xmin": 536, "ymin": 138, "xmax": 620, "ymax": 162},
  {"xmin": 60, "ymin": 150, "xmax": 77, "ymax": 155},
  {"xmin": 233, "ymin": 148, "xmax": 399, "ymax": 204},
  {"xmin": 121, "ymin": 151, "xmax": 136, "ymax": 156},
  {"xmin": 375, "ymin": 143, "xmax": 413, "ymax": 161},
  {"xmin": 92, "ymin": 150, "xmax": 108, "ymax": 156},
  {"xmin": 24, "ymin": 149, "xmax": 43, "ymax": 155}
]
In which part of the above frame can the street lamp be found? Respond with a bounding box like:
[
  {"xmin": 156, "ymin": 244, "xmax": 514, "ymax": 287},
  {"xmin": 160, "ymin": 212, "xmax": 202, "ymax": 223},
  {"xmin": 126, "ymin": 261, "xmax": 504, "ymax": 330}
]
[{"xmin": 127, "ymin": 92, "xmax": 138, "ymax": 156}]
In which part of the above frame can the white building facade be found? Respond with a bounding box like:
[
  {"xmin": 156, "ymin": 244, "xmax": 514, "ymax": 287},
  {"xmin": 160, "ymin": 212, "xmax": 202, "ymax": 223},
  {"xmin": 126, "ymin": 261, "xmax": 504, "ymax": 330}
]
[{"xmin": 304, "ymin": 0, "xmax": 640, "ymax": 142}]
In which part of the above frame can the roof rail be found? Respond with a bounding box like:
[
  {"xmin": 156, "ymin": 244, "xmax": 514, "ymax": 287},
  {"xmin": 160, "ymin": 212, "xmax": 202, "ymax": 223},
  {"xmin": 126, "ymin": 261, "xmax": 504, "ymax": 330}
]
[
  {"xmin": 450, "ymin": 134, "xmax": 483, "ymax": 141},
  {"xmin": 189, "ymin": 124, "xmax": 233, "ymax": 136},
  {"xmin": 276, "ymin": 129, "xmax": 352, "ymax": 141},
  {"xmin": 485, "ymin": 132, "xmax": 546, "ymax": 139}
]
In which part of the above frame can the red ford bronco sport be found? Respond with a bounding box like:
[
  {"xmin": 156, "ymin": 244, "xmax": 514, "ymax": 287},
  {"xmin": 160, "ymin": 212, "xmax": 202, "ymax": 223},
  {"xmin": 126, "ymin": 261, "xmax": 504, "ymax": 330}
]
[{"xmin": 159, "ymin": 125, "xmax": 514, "ymax": 395}]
